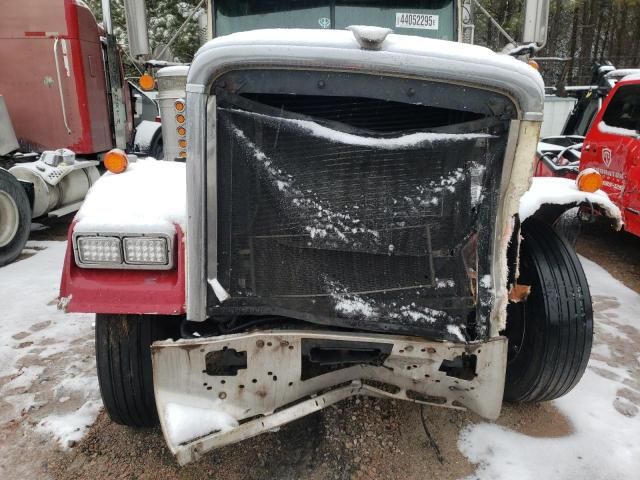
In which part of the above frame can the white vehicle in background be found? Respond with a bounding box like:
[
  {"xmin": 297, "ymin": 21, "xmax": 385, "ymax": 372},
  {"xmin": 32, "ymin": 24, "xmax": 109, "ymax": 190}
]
[{"xmin": 59, "ymin": 0, "xmax": 621, "ymax": 465}]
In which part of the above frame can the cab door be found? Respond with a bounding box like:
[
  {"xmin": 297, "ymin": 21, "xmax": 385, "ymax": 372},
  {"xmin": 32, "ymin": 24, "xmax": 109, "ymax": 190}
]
[
  {"xmin": 624, "ymin": 135, "xmax": 640, "ymax": 236},
  {"xmin": 581, "ymin": 83, "xmax": 640, "ymax": 212}
]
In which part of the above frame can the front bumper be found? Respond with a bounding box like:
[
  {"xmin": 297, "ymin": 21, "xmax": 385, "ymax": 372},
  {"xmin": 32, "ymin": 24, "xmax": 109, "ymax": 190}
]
[{"xmin": 152, "ymin": 330, "xmax": 507, "ymax": 465}]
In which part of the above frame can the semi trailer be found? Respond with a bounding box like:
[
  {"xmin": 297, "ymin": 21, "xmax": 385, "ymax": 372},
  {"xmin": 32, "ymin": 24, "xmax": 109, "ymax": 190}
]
[{"xmin": 0, "ymin": 0, "xmax": 162, "ymax": 267}]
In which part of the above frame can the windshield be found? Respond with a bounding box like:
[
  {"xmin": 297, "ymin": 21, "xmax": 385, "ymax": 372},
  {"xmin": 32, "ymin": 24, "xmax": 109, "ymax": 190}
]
[{"xmin": 213, "ymin": 0, "xmax": 456, "ymax": 40}]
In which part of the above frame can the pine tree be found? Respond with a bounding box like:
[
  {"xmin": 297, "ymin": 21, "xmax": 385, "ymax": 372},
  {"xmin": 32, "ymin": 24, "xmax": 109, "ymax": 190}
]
[
  {"xmin": 84, "ymin": 0, "xmax": 640, "ymax": 87},
  {"xmin": 85, "ymin": 0, "xmax": 203, "ymax": 63}
]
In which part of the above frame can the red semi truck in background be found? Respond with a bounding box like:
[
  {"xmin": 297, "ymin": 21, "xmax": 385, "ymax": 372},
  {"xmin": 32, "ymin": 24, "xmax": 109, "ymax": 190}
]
[
  {"xmin": 536, "ymin": 70, "xmax": 640, "ymax": 238},
  {"xmin": 0, "ymin": 0, "xmax": 162, "ymax": 266}
]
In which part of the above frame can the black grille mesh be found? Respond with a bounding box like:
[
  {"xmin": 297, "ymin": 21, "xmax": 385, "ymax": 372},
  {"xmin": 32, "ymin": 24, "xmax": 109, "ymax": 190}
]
[{"xmin": 214, "ymin": 96, "xmax": 508, "ymax": 338}]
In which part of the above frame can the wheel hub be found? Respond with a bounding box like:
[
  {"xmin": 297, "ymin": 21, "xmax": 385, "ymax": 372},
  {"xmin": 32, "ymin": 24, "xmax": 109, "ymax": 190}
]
[{"xmin": 0, "ymin": 190, "xmax": 19, "ymax": 247}]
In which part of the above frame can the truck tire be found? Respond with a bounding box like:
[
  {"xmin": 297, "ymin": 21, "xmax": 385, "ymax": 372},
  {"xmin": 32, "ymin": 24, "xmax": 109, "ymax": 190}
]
[
  {"xmin": 0, "ymin": 169, "xmax": 31, "ymax": 267},
  {"xmin": 150, "ymin": 137, "xmax": 164, "ymax": 160},
  {"xmin": 553, "ymin": 207, "xmax": 581, "ymax": 248},
  {"xmin": 504, "ymin": 217, "xmax": 592, "ymax": 403},
  {"xmin": 95, "ymin": 314, "xmax": 179, "ymax": 427}
]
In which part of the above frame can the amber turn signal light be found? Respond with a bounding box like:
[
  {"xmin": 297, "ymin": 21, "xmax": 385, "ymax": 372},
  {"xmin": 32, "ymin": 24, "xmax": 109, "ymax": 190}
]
[
  {"xmin": 104, "ymin": 148, "xmax": 128, "ymax": 174},
  {"xmin": 174, "ymin": 100, "xmax": 185, "ymax": 112},
  {"xmin": 176, "ymin": 114, "xmax": 185, "ymax": 124},
  {"xmin": 177, "ymin": 126, "xmax": 186, "ymax": 136},
  {"xmin": 576, "ymin": 168, "xmax": 603, "ymax": 193},
  {"xmin": 139, "ymin": 73, "xmax": 155, "ymax": 91},
  {"xmin": 178, "ymin": 139, "xmax": 187, "ymax": 148}
]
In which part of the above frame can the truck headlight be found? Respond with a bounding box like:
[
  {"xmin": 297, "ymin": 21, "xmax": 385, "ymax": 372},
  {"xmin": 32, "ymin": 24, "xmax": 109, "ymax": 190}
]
[
  {"xmin": 123, "ymin": 237, "xmax": 169, "ymax": 265},
  {"xmin": 73, "ymin": 233, "xmax": 174, "ymax": 270},
  {"xmin": 76, "ymin": 236, "xmax": 122, "ymax": 265}
]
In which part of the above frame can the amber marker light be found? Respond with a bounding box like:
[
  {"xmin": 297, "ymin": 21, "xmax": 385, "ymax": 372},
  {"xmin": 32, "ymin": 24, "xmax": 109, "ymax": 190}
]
[
  {"xmin": 178, "ymin": 139, "xmax": 187, "ymax": 148},
  {"xmin": 528, "ymin": 60, "xmax": 540, "ymax": 70},
  {"xmin": 174, "ymin": 100, "xmax": 185, "ymax": 112},
  {"xmin": 178, "ymin": 150, "xmax": 187, "ymax": 158},
  {"xmin": 139, "ymin": 73, "xmax": 155, "ymax": 91},
  {"xmin": 177, "ymin": 126, "xmax": 186, "ymax": 136},
  {"xmin": 176, "ymin": 114, "xmax": 186, "ymax": 124},
  {"xmin": 104, "ymin": 148, "xmax": 129, "ymax": 174},
  {"xmin": 576, "ymin": 168, "xmax": 603, "ymax": 193}
]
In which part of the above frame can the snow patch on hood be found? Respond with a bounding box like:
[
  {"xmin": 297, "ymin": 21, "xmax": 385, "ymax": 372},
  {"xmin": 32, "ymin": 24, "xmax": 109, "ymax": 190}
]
[
  {"xmin": 283, "ymin": 117, "xmax": 493, "ymax": 149},
  {"xmin": 230, "ymin": 108, "xmax": 493, "ymax": 149},
  {"xmin": 519, "ymin": 177, "xmax": 622, "ymax": 229},
  {"xmin": 75, "ymin": 159, "xmax": 186, "ymax": 236}
]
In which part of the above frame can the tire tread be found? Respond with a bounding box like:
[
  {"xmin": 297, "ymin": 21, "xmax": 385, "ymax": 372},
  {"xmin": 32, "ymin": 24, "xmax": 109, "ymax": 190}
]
[
  {"xmin": 504, "ymin": 218, "xmax": 593, "ymax": 403},
  {"xmin": 95, "ymin": 314, "xmax": 178, "ymax": 427}
]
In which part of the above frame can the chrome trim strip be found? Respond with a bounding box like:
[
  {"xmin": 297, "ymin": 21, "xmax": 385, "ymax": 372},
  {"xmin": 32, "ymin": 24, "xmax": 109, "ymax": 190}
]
[
  {"xmin": 186, "ymin": 91, "xmax": 208, "ymax": 321},
  {"xmin": 205, "ymin": 96, "xmax": 219, "ymax": 304},
  {"xmin": 187, "ymin": 30, "xmax": 544, "ymax": 119}
]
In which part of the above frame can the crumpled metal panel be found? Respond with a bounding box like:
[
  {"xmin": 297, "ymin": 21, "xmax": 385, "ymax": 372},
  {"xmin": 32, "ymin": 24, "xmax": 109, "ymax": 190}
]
[{"xmin": 152, "ymin": 330, "xmax": 507, "ymax": 465}]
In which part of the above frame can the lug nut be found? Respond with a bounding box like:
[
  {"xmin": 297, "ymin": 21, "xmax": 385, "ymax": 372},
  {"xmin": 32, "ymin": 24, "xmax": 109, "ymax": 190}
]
[{"xmin": 256, "ymin": 340, "xmax": 264, "ymax": 348}]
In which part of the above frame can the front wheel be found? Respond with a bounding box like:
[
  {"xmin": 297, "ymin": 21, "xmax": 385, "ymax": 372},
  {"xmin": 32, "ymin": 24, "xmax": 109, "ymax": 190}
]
[
  {"xmin": 504, "ymin": 217, "xmax": 593, "ymax": 403},
  {"xmin": 95, "ymin": 314, "xmax": 180, "ymax": 427}
]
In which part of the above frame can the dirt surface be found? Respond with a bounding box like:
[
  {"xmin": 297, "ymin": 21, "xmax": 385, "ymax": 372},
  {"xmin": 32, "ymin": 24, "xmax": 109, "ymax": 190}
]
[
  {"xmin": 43, "ymin": 396, "xmax": 571, "ymax": 480},
  {"xmin": 1, "ymin": 218, "xmax": 637, "ymax": 480},
  {"xmin": 577, "ymin": 220, "xmax": 640, "ymax": 293}
]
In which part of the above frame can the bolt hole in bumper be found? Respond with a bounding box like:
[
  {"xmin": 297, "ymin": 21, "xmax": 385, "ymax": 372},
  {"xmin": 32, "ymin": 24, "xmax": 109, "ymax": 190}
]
[{"xmin": 151, "ymin": 330, "xmax": 507, "ymax": 465}]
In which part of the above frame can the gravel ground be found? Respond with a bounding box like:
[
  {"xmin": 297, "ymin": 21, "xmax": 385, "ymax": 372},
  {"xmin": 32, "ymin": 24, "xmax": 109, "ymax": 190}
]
[
  {"xmin": 1, "ymin": 218, "xmax": 636, "ymax": 479},
  {"xmin": 577, "ymin": 220, "xmax": 640, "ymax": 293},
  {"xmin": 44, "ymin": 395, "xmax": 570, "ymax": 480}
]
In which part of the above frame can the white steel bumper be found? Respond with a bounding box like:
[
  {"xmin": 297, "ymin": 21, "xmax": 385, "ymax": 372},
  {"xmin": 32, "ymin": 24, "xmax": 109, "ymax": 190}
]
[{"xmin": 152, "ymin": 330, "xmax": 507, "ymax": 465}]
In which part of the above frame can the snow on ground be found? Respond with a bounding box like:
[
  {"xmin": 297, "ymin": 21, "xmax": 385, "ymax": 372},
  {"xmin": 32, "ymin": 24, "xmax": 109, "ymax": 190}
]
[
  {"xmin": 0, "ymin": 241, "xmax": 99, "ymax": 453},
  {"xmin": 1, "ymin": 238, "xmax": 639, "ymax": 479},
  {"xmin": 458, "ymin": 256, "xmax": 640, "ymax": 480}
]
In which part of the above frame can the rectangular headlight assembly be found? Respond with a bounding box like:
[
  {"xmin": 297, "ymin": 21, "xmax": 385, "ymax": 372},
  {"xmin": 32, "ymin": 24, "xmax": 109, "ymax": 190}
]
[
  {"xmin": 123, "ymin": 237, "xmax": 168, "ymax": 265},
  {"xmin": 73, "ymin": 233, "xmax": 174, "ymax": 270},
  {"xmin": 76, "ymin": 236, "xmax": 122, "ymax": 265}
]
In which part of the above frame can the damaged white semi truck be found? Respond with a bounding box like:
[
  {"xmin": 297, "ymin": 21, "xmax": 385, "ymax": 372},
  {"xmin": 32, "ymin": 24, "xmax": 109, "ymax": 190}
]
[{"xmin": 59, "ymin": 0, "xmax": 621, "ymax": 465}]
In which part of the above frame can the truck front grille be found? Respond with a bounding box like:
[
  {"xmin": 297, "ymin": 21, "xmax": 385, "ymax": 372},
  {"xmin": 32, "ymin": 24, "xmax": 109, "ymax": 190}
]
[{"xmin": 211, "ymin": 91, "xmax": 510, "ymax": 341}]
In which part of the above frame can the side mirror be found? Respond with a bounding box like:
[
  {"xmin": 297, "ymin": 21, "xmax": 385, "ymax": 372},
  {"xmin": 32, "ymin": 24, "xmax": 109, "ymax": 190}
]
[
  {"xmin": 522, "ymin": 0, "xmax": 549, "ymax": 47},
  {"xmin": 123, "ymin": 0, "xmax": 150, "ymax": 61}
]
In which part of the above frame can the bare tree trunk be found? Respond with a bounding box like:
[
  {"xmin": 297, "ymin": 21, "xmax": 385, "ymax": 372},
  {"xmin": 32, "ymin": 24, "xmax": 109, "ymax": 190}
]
[{"xmin": 566, "ymin": 2, "xmax": 581, "ymax": 85}]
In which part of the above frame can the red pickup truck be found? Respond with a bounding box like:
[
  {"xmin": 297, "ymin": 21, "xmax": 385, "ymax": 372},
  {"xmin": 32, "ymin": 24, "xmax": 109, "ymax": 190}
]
[{"xmin": 536, "ymin": 73, "xmax": 640, "ymax": 237}]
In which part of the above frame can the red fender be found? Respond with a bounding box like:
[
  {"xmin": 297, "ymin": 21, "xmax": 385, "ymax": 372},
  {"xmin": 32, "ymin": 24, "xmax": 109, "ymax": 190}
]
[{"xmin": 59, "ymin": 223, "xmax": 186, "ymax": 315}]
